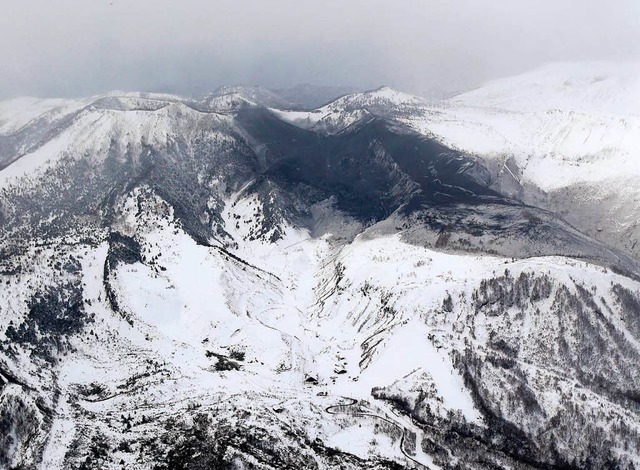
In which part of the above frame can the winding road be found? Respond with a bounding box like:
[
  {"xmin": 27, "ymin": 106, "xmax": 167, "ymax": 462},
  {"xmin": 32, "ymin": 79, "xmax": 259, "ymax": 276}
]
[{"xmin": 325, "ymin": 396, "xmax": 434, "ymax": 469}]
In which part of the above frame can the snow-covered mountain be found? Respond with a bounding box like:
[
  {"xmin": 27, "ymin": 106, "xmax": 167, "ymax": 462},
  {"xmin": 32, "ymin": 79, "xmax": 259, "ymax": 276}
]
[
  {"xmin": 410, "ymin": 62, "xmax": 640, "ymax": 261},
  {"xmin": 417, "ymin": 62, "xmax": 640, "ymax": 195},
  {"xmin": 272, "ymin": 86, "xmax": 427, "ymax": 134},
  {"xmin": 1, "ymin": 64, "xmax": 640, "ymax": 469},
  {"xmin": 274, "ymin": 63, "xmax": 640, "ymax": 262}
]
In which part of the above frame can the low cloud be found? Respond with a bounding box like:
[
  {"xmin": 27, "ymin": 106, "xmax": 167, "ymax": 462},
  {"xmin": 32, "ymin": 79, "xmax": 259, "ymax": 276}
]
[{"xmin": 1, "ymin": 0, "xmax": 639, "ymax": 99}]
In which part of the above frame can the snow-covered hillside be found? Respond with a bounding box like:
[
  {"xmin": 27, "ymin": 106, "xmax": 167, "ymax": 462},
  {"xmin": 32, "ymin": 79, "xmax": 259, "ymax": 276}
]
[
  {"xmin": 272, "ymin": 86, "xmax": 426, "ymax": 134},
  {"xmin": 1, "ymin": 65, "xmax": 640, "ymax": 469},
  {"xmin": 410, "ymin": 63, "xmax": 640, "ymax": 261},
  {"xmin": 272, "ymin": 63, "xmax": 640, "ymax": 261},
  {"xmin": 4, "ymin": 184, "xmax": 640, "ymax": 469},
  {"xmin": 271, "ymin": 63, "xmax": 639, "ymax": 192},
  {"xmin": 450, "ymin": 62, "xmax": 640, "ymax": 114},
  {"xmin": 409, "ymin": 63, "xmax": 640, "ymax": 189}
]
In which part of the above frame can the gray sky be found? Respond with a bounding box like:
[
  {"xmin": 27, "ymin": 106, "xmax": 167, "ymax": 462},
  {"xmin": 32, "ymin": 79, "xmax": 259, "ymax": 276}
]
[{"xmin": 1, "ymin": 0, "xmax": 639, "ymax": 99}]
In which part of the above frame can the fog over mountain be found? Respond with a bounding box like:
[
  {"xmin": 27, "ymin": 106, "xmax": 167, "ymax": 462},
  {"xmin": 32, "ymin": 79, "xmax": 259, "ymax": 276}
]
[{"xmin": 1, "ymin": 0, "xmax": 639, "ymax": 99}]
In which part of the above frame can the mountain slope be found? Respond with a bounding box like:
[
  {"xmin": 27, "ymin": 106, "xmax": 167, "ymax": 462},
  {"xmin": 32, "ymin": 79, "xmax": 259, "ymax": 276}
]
[
  {"xmin": 271, "ymin": 63, "xmax": 640, "ymax": 262},
  {"xmin": 1, "ymin": 73, "xmax": 640, "ymax": 469},
  {"xmin": 406, "ymin": 62, "xmax": 640, "ymax": 260}
]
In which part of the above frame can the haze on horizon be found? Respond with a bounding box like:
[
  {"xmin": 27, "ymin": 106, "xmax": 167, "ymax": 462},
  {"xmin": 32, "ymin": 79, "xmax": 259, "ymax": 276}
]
[{"xmin": 1, "ymin": 0, "xmax": 639, "ymax": 100}]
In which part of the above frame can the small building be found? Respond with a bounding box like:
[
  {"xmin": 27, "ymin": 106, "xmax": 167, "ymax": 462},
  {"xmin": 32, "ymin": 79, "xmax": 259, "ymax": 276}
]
[{"xmin": 304, "ymin": 374, "xmax": 318, "ymax": 385}]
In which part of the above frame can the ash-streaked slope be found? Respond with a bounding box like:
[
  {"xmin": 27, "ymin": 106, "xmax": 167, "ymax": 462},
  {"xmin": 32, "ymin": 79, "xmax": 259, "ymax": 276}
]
[
  {"xmin": 1, "ymin": 90, "xmax": 635, "ymax": 277},
  {"xmin": 412, "ymin": 62, "xmax": 640, "ymax": 176},
  {"xmin": 410, "ymin": 62, "xmax": 640, "ymax": 261},
  {"xmin": 273, "ymin": 63, "xmax": 640, "ymax": 261},
  {"xmin": 1, "ymin": 70, "xmax": 640, "ymax": 469}
]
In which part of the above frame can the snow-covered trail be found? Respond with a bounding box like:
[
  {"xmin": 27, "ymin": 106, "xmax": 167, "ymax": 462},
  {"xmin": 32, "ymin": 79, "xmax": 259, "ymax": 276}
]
[{"xmin": 325, "ymin": 395, "xmax": 440, "ymax": 469}]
